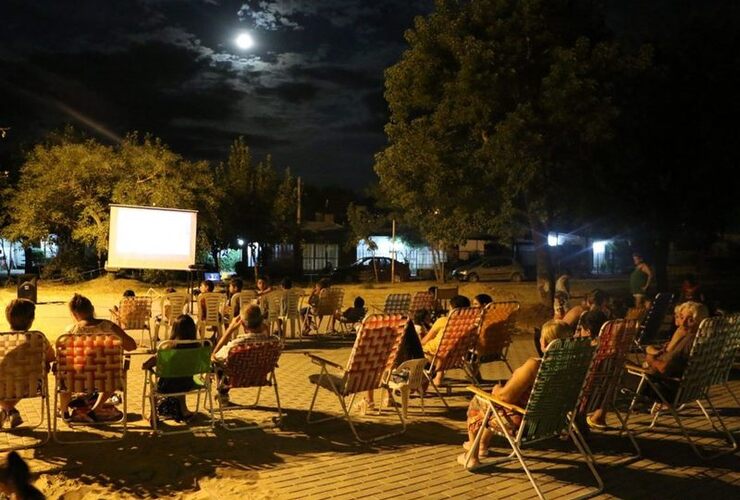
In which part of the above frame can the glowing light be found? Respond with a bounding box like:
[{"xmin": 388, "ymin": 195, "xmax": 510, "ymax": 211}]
[
  {"xmin": 548, "ymin": 233, "xmax": 558, "ymax": 247},
  {"xmin": 235, "ymin": 32, "xmax": 254, "ymax": 50},
  {"xmin": 237, "ymin": 238, "xmax": 245, "ymax": 247},
  {"xmin": 592, "ymin": 240, "xmax": 608, "ymax": 254}
]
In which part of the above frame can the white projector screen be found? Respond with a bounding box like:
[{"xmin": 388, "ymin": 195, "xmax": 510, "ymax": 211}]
[{"xmin": 107, "ymin": 205, "xmax": 198, "ymax": 271}]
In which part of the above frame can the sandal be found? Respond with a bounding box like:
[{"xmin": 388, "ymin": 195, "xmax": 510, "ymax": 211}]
[
  {"xmin": 586, "ymin": 415, "xmax": 608, "ymax": 430},
  {"xmin": 357, "ymin": 399, "xmax": 375, "ymax": 416},
  {"xmin": 462, "ymin": 441, "xmax": 489, "ymax": 458}
]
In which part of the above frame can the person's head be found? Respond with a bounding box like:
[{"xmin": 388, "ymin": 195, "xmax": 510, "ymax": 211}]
[
  {"xmin": 5, "ymin": 299, "xmax": 35, "ymax": 331},
  {"xmin": 280, "ymin": 277, "xmax": 293, "ymax": 290},
  {"xmin": 353, "ymin": 296, "xmax": 365, "ymax": 309},
  {"xmin": 675, "ymin": 301, "xmax": 709, "ymax": 333},
  {"xmin": 170, "ymin": 314, "xmax": 197, "ymax": 341},
  {"xmin": 581, "ymin": 310, "xmax": 607, "ymax": 339},
  {"xmin": 69, "ymin": 293, "xmax": 95, "ymax": 321},
  {"xmin": 473, "ymin": 294, "xmax": 493, "ymax": 308},
  {"xmin": 683, "ymin": 273, "xmax": 697, "ymax": 286},
  {"xmin": 317, "ymin": 278, "xmax": 331, "ymax": 290},
  {"xmin": 450, "ymin": 295, "xmax": 471, "ymax": 309},
  {"xmin": 540, "ymin": 319, "xmax": 571, "ymax": 352},
  {"xmin": 0, "ymin": 451, "xmax": 44, "ymax": 500},
  {"xmin": 229, "ymin": 277, "xmax": 243, "ymax": 294},
  {"xmin": 240, "ymin": 304, "xmax": 264, "ymax": 329},
  {"xmin": 428, "ymin": 286, "xmax": 438, "ymax": 295},
  {"xmin": 587, "ymin": 289, "xmax": 606, "ymax": 308},
  {"xmin": 200, "ymin": 280, "xmax": 214, "ymax": 293},
  {"xmin": 122, "ymin": 289, "xmax": 136, "ymax": 299},
  {"xmin": 414, "ymin": 308, "xmax": 432, "ymax": 327},
  {"xmin": 165, "ymin": 287, "xmax": 177, "ymax": 294},
  {"xmin": 632, "ymin": 252, "xmax": 643, "ymax": 264},
  {"xmin": 256, "ymin": 276, "xmax": 270, "ymax": 291}
]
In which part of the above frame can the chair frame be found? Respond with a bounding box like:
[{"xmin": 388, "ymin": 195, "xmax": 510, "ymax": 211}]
[
  {"xmin": 635, "ymin": 292, "xmax": 674, "ymax": 347},
  {"xmin": 116, "ymin": 296, "xmax": 154, "ymax": 349},
  {"xmin": 622, "ymin": 316, "xmax": 738, "ymax": 460},
  {"xmin": 306, "ymin": 314, "xmax": 407, "ymax": 443},
  {"xmin": 381, "ymin": 293, "xmax": 412, "ymax": 315},
  {"xmin": 215, "ymin": 338, "xmax": 284, "ymax": 431},
  {"xmin": 154, "ymin": 292, "xmax": 188, "ymax": 343},
  {"xmin": 52, "ymin": 333, "xmax": 129, "ymax": 444},
  {"xmin": 425, "ymin": 307, "xmax": 483, "ymax": 408},
  {"xmin": 197, "ymin": 292, "xmax": 225, "ymax": 340},
  {"xmin": 141, "ymin": 339, "xmax": 214, "ymax": 435},
  {"xmin": 303, "ymin": 287, "xmax": 345, "ymax": 335},
  {"xmin": 408, "ymin": 291, "xmax": 435, "ymax": 318},
  {"xmin": 0, "ymin": 331, "xmax": 52, "ymax": 451},
  {"xmin": 463, "ymin": 338, "xmax": 602, "ymax": 500},
  {"xmin": 471, "ymin": 301, "xmax": 520, "ymax": 377}
]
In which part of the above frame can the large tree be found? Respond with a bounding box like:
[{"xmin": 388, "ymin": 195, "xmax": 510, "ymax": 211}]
[{"xmin": 376, "ymin": 0, "xmax": 645, "ymax": 294}]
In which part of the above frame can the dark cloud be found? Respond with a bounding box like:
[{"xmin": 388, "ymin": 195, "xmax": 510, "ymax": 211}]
[{"xmin": 0, "ymin": 0, "xmax": 434, "ymax": 188}]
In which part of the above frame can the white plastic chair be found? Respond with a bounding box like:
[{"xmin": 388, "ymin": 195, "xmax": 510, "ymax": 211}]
[
  {"xmin": 384, "ymin": 358, "xmax": 428, "ymax": 419},
  {"xmin": 197, "ymin": 292, "xmax": 225, "ymax": 340}
]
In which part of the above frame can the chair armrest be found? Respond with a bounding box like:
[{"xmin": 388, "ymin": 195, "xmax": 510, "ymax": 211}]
[
  {"xmin": 124, "ymin": 355, "xmax": 131, "ymax": 371},
  {"xmin": 305, "ymin": 353, "xmax": 344, "ymax": 370},
  {"xmin": 625, "ymin": 362, "xmax": 680, "ymax": 382},
  {"xmin": 466, "ymin": 385, "xmax": 526, "ymax": 415}
]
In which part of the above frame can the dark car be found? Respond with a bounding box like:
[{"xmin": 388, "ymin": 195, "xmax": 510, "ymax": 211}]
[
  {"xmin": 451, "ymin": 256, "xmax": 526, "ymax": 282},
  {"xmin": 331, "ymin": 257, "xmax": 411, "ymax": 283}
]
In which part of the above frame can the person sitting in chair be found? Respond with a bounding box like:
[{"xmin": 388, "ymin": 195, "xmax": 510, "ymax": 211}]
[
  {"xmin": 336, "ymin": 296, "xmax": 366, "ymax": 326},
  {"xmin": 458, "ymin": 320, "xmax": 571, "ymax": 469},
  {"xmin": 300, "ymin": 278, "xmax": 330, "ymax": 333},
  {"xmin": 109, "ymin": 289, "xmax": 136, "ymax": 325},
  {"xmin": 197, "ymin": 280, "xmax": 215, "ymax": 321},
  {"xmin": 421, "ymin": 295, "xmax": 471, "ymax": 386}
]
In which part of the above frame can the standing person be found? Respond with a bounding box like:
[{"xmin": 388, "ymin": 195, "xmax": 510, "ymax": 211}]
[
  {"xmin": 555, "ymin": 269, "xmax": 572, "ymax": 299},
  {"xmin": 0, "ymin": 299, "xmax": 55, "ymax": 429},
  {"xmin": 629, "ymin": 253, "xmax": 654, "ymax": 307}
]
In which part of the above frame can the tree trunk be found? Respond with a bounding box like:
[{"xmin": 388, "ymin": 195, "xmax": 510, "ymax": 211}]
[
  {"xmin": 529, "ymin": 213, "xmax": 555, "ymax": 306},
  {"xmin": 652, "ymin": 235, "xmax": 670, "ymax": 292},
  {"xmin": 431, "ymin": 244, "xmax": 446, "ymax": 283}
]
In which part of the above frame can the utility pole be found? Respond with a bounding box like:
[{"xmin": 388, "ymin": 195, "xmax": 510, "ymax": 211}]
[
  {"xmin": 391, "ymin": 218, "xmax": 396, "ymax": 282},
  {"xmin": 296, "ymin": 176, "xmax": 302, "ymax": 225}
]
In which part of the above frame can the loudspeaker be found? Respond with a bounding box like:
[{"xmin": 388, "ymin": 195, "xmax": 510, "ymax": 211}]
[{"xmin": 17, "ymin": 279, "xmax": 38, "ymax": 303}]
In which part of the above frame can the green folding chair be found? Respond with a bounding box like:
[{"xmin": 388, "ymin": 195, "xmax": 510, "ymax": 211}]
[
  {"xmin": 464, "ymin": 338, "xmax": 602, "ymax": 500},
  {"xmin": 142, "ymin": 339, "xmax": 214, "ymax": 435}
]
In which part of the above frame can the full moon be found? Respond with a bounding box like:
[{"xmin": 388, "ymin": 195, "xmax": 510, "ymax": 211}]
[{"xmin": 235, "ymin": 32, "xmax": 254, "ymax": 50}]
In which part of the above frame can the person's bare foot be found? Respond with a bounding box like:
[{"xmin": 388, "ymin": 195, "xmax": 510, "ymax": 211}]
[
  {"xmin": 462, "ymin": 441, "xmax": 489, "ymax": 457},
  {"xmin": 457, "ymin": 452, "xmax": 480, "ymax": 469}
]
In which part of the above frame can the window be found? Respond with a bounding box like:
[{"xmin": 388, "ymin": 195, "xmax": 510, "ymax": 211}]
[{"xmin": 302, "ymin": 243, "xmax": 339, "ymax": 272}]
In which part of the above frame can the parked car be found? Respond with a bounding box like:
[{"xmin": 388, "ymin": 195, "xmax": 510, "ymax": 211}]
[
  {"xmin": 331, "ymin": 257, "xmax": 411, "ymax": 283},
  {"xmin": 451, "ymin": 256, "xmax": 526, "ymax": 282}
]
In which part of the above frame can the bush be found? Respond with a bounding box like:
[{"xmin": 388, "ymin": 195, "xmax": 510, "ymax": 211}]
[{"xmin": 40, "ymin": 248, "xmax": 92, "ymax": 283}]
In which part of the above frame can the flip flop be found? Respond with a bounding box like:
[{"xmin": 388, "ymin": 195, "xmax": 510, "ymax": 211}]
[
  {"xmin": 462, "ymin": 441, "xmax": 490, "ymax": 458},
  {"xmin": 586, "ymin": 415, "xmax": 608, "ymax": 430}
]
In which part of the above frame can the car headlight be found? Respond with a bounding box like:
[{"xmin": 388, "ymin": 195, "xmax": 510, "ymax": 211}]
[{"xmin": 458, "ymin": 270, "xmax": 467, "ymax": 275}]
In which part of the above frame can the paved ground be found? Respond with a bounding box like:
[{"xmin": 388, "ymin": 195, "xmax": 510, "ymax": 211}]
[{"xmin": 3, "ymin": 327, "xmax": 739, "ymax": 499}]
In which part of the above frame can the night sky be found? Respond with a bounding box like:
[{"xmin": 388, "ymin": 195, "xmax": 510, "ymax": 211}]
[{"xmin": 0, "ymin": 0, "xmax": 433, "ymax": 188}]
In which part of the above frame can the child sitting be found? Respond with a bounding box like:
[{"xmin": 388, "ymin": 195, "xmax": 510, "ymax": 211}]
[{"xmin": 109, "ymin": 289, "xmax": 136, "ymax": 324}]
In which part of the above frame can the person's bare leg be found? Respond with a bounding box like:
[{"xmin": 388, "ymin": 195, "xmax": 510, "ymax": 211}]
[
  {"xmin": 0, "ymin": 400, "xmax": 18, "ymax": 411},
  {"xmin": 589, "ymin": 407, "xmax": 607, "ymax": 426},
  {"xmin": 459, "ymin": 428, "xmax": 493, "ymax": 468}
]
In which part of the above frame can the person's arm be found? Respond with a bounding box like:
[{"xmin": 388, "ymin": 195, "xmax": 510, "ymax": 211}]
[
  {"xmin": 109, "ymin": 322, "xmax": 137, "ymax": 351},
  {"xmin": 421, "ymin": 317, "xmax": 445, "ymax": 346},
  {"xmin": 641, "ymin": 263, "xmax": 654, "ymax": 291},
  {"xmin": 142, "ymin": 355, "xmax": 156, "ymax": 370},
  {"xmin": 492, "ymin": 358, "xmax": 539, "ymax": 403},
  {"xmin": 212, "ymin": 316, "xmax": 242, "ymax": 360}
]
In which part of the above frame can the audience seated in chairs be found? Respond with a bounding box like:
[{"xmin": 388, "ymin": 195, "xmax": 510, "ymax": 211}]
[
  {"xmin": 335, "ymin": 296, "xmax": 367, "ymax": 331},
  {"xmin": 222, "ymin": 277, "xmax": 243, "ymax": 324},
  {"xmin": 421, "ymin": 294, "xmax": 471, "ymax": 386},
  {"xmin": 0, "ymin": 299, "xmax": 55, "ymax": 429},
  {"xmin": 212, "ymin": 305, "xmax": 274, "ymax": 404},
  {"xmin": 256, "ymin": 276, "xmax": 273, "ymax": 297},
  {"xmin": 142, "ymin": 314, "xmax": 199, "ymax": 423},
  {"xmin": 300, "ymin": 278, "xmax": 330, "ymax": 333},
  {"xmin": 59, "ymin": 294, "xmax": 137, "ymax": 423},
  {"xmin": 109, "ymin": 289, "xmax": 136, "ymax": 324},
  {"xmin": 197, "ymin": 280, "xmax": 215, "ymax": 321},
  {"xmin": 0, "ymin": 451, "xmax": 44, "ymax": 500},
  {"xmin": 413, "ymin": 309, "xmax": 433, "ymax": 337},
  {"xmin": 459, "ymin": 319, "xmax": 571, "ymax": 468}
]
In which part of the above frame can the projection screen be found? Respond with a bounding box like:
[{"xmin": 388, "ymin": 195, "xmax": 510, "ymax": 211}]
[{"xmin": 107, "ymin": 205, "xmax": 198, "ymax": 271}]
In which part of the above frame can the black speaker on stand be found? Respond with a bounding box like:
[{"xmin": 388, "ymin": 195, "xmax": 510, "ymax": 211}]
[{"xmin": 17, "ymin": 275, "xmax": 39, "ymax": 303}]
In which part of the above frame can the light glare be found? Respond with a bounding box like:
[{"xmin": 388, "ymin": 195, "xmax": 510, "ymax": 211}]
[{"xmin": 235, "ymin": 32, "xmax": 254, "ymax": 50}]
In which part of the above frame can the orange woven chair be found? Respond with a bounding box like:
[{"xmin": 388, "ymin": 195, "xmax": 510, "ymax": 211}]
[
  {"xmin": 471, "ymin": 302, "xmax": 520, "ymax": 377},
  {"xmin": 116, "ymin": 297, "xmax": 153, "ymax": 349},
  {"xmin": 0, "ymin": 331, "xmax": 52, "ymax": 451},
  {"xmin": 53, "ymin": 333, "xmax": 129, "ymax": 443},
  {"xmin": 578, "ymin": 319, "xmax": 641, "ymax": 459},
  {"xmin": 303, "ymin": 287, "xmax": 345, "ymax": 335},
  {"xmin": 409, "ymin": 291, "xmax": 435, "ymax": 317},
  {"xmin": 425, "ymin": 307, "xmax": 482, "ymax": 408},
  {"xmin": 216, "ymin": 338, "xmax": 283, "ymax": 431},
  {"xmin": 306, "ymin": 314, "xmax": 407, "ymax": 442}
]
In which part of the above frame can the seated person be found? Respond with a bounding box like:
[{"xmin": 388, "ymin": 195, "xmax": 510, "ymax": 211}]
[
  {"xmin": 472, "ymin": 294, "xmax": 493, "ymax": 308},
  {"xmin": 337, "ymin": 296, "xmax": 366, "ymax": 325},
  {"xmin": 553, "ymin": 291, "xmax": 569, "ymax": 320},
  {"xmin": 60, "ymin": 294, "xmax": 137, "ymax": 422},
  {"xmin": 679, "ymin": 274, "xmax": 704, "ymax": 303},
  {"xmin": 458, "ymin": 319, "xmax": 571, "ymax": 468},
  {"xmin": 413, "ymin": 309, "xmax": 433, "ymax": 337},
  {"xmin": 197, "ymin": 280, "xmax": 215, "ymax": 321},
  {"xmin": 0, "ymin": 299, "xmax": 55, "ymax": 429},
  {"xmin": 153, "ymin": 286, "xmax": 178, "ymax": 342},
  {"xmin": 142, "ymin": 314, "xmax": 199, "ymax": 423},
  {"xmin": 300, "ymin": 278, "xmax": 330, "ymax": 332},
  {"xmin": 109, "ymin": 289, "xmax": 136, "ymax": 324},
  {"xmin": 222, "ymin": 277, "xmax": 243, "ymax": 324},
  {"xmin": 0, "ymin": 451, "xmax": 45, "ymax": 500},
  {"xmin": 211, "ymin": 305, "xmax": 274, "ymax": 404},
  {"xmin": 421, "ymin": 294, "xmax": 471, "ymax": 386},
  {"xmin": 575, "ymin": 308, "xmax": 608, "ymax": 339},
  {"xmin": 255, "ymin": 276, "xmax": 273, "ymax": 297}
]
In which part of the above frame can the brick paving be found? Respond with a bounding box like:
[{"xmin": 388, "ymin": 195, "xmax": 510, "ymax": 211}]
[{"xmin": 2, "ymin": 331, "xmax": 739, "ymax": 499}]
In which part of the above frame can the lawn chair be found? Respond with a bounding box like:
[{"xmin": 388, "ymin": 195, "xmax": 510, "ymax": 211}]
[
  {"xmin": 304, "ymin": 287, "xmax": 345, "ymax": 335},
  {"xmin": 409, "ymin": 291, "xmax": 435, "ymax": 318},
  {"xmin": 425, "ymin": 307, "xmax": 482, "ymax": 408},
  {"xmin": 216, "ymin": 338, "xmax": 283, "ymax": 431},
  {"xmin": 197, "ymin": 292, "xmax": 225, "ymax": 340},
  {"xmin": 282, "ymin": 289, "xmax": 304, "ymax": 339},
  {"xmin": 577, "ymin": 319, "xmax": 641, "ymax": 459},
  {"xmin": 380, "ymin": 293, "xmax": 411, "ymax": 315},
  {"xmin": 471, "ymin": 301, "xmax": 520, "ymax": 377},
  {"xmin": 117, "ymin": 297, "xmax": 153, "ymax": 349},
  {"xmin": 705, "ymin": 312, "xmax": 740, "ymax": 408},
  {"xmin": 635, "ymin": 292, "xmax": 674, "ymax": 347},
  {"xmin": 464, "ymin": 338, "xmax": 602, "ymax": 500},
  {"xmin": 238, "ymin": 290, "xmax": 258, "ymax": 310},
  {"xmin": 434, "ymin": 287, "xmax": 458, "ymax": 316},
  {"xmin": 262, "ymin": 291, "xmax": 285, "ymax": 337},
  {"xmin": 142, "ymin": 339, "xmax": 214, "ymax": 435},
  {"xmin": 153, "ymin": 292, "xmax": 188, "ymax": 342},
  {"xmin": 53, "ymin": 333, "xmax": 129, "ymax": 444},
  {"xmin": 0, "ymin": 331, "xmax": 52, "ymax": 451},
  {"xmin": 622, "ymin": 316, "xmax": 737, "ymax": 459},
  {"xmin": 306, "ymin": 314, "xmax": 407, "ymax": 443},
  {"xmin": 382, "ymin": 358, "xmax": 428, "ymax": 419}
]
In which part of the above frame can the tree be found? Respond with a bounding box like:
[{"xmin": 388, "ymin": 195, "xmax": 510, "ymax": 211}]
[
  {"xmin": 346, "ymin": 203, "xmax": 385, "ymax": 282},
  {"xmin": 376, "ymin": 0, "xmax": 643, "ymax": 294}
]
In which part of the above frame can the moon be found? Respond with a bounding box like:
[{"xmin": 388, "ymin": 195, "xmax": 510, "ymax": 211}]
[{"xmin": 235, "ymin": 32, "xmax": 254, "ymax": 50}]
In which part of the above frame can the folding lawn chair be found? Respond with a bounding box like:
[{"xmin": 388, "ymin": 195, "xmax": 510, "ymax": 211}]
[
  {"xmin": 434, "ymin": 287, "xmax": 458, "ymax": 316},
  {"xmin": 635, "ymin": 292, "xmax": 674, "ymax": 347},
  {"xmin": 117, "ymin": 297, "xmax": 153, "ymax": 349},
  {"xmin": 304, "ymin": 287, "xmax": 345, "ymax": 335},
  {"xmin": 622, "ymin": 316, "xmax": 737, "ymax": 459},
  {"xmin": 0, "ymin": 331, "xmax": 52, "ymax": 451},
  {"xmin": 380, "ymin": 293, "xmax": 411, "ymax": 315},
  {"xmin": 464, "ymin": 338, "xmax": 602, "ymax": 500},
  {"xmin": 409, "ymin": 291, "xmax": 435, "ymax": 318},
  {"xmin": 197, "ymin": 292, "xmax": 225, "ymax": 340},
  {"xmin": 142, "ymin": 339, "xmax": 214, "ymax": 435},
  {"xmin": 470, "ymin": 301, "xmax": 520, "ymax": 377},
  {"xmin": 53, "ymin": 333, "xmax": 129, "ymax": 444},
  {"xmin": 577, "ymin": 319, "xmax": 641, "ymax": 459},
  {"xmin": 425, "ymin": 307, "xmax": 482, "ymax": 408},
  {"xmin": 706, "ymin": 312, "xmax": 740, "ymax": 409},
  {"xmin": 306, "ymin": 314, "xmax": 407, "ymax": 442},
  {"xmin": 216, "ymin": 338, "xmax": 283, "ymax": 430}
]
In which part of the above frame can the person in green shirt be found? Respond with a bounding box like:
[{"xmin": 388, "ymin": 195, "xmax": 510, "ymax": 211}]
[{"xmin": 629, "ymin": 253, "xmax": 654, "ymax": 307}]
